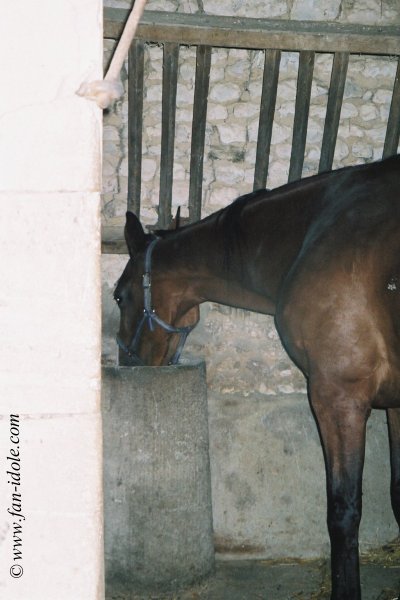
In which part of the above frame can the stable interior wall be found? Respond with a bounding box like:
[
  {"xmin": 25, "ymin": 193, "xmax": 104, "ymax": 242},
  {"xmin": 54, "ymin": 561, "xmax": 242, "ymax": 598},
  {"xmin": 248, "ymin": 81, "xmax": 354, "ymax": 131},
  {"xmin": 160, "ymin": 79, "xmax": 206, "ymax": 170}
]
[
  {"xmin": 0, "ymin": 3, "xmax": 104, "ymax": 599},
  {"xmin": 102, "ymin": 0, "xmax": 400, "ymax": 559}
]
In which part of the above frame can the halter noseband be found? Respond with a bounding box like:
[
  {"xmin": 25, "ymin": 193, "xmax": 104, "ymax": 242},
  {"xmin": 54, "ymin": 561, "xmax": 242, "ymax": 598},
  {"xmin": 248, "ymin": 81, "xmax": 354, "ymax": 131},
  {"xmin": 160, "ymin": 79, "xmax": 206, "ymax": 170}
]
[{"xmin": 117, "ymin": 237, "xmax": 196, "ymax": 365}]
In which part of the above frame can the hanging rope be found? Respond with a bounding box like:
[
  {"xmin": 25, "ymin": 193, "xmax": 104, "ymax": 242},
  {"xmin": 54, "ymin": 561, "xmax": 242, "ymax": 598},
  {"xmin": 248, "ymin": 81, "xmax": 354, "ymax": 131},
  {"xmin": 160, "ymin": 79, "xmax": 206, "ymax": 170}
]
[{"xmin": 76, "ymin": 0, "xmax": 148, "ymax": 109}]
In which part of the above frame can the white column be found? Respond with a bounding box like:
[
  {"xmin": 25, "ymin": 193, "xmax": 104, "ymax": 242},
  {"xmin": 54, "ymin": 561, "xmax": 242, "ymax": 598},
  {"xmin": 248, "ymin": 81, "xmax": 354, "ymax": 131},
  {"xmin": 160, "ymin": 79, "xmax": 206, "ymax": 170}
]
[{"xmin": 0, "ymin": 2, "xmax": 104, "ymax": 599}]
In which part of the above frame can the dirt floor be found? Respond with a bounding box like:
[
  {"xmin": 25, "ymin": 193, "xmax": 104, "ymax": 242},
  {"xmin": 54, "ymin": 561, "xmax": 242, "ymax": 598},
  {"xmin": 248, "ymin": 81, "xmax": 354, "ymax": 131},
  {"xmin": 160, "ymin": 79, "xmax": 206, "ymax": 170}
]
[{"xmin": 106, "ymin": 542, "xmax": 400, "ymax": 600}]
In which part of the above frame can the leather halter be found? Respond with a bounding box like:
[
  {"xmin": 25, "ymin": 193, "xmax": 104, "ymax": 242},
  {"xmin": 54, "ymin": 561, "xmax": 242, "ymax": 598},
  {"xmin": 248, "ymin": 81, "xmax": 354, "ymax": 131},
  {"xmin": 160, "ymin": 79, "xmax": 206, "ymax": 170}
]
[{"xmin": 117, "ymin": 237, "xmax": 196, "ymax": 365}]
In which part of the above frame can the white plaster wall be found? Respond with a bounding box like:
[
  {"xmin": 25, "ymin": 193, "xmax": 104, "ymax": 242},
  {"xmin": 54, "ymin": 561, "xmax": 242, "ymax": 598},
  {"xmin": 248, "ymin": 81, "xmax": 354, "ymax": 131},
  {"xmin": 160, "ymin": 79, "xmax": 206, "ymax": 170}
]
[{"xmin": 0, "ymin": 3, "xmax": 103, "ymax": 599}]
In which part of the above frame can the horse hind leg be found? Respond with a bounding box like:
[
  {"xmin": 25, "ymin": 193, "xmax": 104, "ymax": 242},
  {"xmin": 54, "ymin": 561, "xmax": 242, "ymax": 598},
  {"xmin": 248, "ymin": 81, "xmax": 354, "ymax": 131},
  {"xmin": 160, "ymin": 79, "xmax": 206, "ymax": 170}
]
[
  {"xmin": 386, "ymin": 408, "xmax": 400, "ymax": 600},
  {"xmin": 309, "ymin": 379, "xmax": 371, "ymax": 600},
  {"xmin": 387, "ymin": 408, "xmax": 400, "ymax": 534}
]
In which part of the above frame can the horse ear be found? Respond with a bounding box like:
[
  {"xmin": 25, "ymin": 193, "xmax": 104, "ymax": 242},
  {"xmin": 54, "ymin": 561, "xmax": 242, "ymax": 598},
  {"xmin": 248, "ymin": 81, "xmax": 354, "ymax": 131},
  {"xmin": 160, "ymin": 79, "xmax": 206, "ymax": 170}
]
[
  {"xmin": 175, "ymin": 206, "xmax": 181, "ymax": 229},
  {"xmin": 124, "ymin": 211, "xmax": 146, "ymax": 257}
]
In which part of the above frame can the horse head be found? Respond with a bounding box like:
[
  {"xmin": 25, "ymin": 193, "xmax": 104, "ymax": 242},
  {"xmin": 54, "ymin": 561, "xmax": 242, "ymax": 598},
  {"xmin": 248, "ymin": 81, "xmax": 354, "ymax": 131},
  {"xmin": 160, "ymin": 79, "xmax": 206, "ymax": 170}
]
[{"xmin": 114, "ymin": 211, "xmax": 199, "ymax": 366}]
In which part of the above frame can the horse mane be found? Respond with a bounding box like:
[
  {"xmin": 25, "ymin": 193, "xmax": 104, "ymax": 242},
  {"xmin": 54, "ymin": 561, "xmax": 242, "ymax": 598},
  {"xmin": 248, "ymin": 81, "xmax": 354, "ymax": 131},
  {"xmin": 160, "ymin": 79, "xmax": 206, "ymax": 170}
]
[
  {"xmin": 152, "ymin": 189, "xmax": 271, "ymax": 272},
  {"xmin": 216, "ymin": 189, "xmax": 270, "ymax": 272}
]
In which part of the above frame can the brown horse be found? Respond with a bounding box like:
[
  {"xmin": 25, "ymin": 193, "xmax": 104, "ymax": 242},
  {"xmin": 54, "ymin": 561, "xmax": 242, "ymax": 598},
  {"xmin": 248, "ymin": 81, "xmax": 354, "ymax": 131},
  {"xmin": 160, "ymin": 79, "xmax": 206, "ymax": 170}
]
[{"xmin": 114, "ymin": 155, "xmax": 400, "ymax": 600}]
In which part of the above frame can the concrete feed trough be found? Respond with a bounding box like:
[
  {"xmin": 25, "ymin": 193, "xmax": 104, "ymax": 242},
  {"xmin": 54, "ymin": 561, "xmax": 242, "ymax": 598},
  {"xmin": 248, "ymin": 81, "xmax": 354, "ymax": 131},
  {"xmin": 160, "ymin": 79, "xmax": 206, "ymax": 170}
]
[{"xmin": 102, "ymin": 359, "xmax": 214, "ymax": 593}]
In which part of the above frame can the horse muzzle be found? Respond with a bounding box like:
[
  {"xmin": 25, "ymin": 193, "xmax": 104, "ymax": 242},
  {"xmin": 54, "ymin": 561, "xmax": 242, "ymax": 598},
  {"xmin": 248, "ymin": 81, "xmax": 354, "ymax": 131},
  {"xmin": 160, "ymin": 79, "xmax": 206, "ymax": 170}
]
[{"xmin": 116, "ymin": 334, "xmax": 146, "ymax": 366}]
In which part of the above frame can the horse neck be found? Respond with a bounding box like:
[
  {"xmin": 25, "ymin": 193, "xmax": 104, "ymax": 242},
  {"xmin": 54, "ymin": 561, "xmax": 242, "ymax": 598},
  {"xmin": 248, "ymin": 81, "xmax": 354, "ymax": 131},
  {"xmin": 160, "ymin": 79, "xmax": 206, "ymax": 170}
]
[{"xmin": 154, "ymin": 192, "xmax": 315, "ymax": 315}]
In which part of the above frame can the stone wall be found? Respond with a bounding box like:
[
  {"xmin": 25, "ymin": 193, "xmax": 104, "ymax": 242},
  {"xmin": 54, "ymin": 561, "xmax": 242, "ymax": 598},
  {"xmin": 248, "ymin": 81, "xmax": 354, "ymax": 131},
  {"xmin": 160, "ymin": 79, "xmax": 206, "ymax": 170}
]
[{"xmin": 102, "ymin": 0, "xmax": 400, "ymax": 558}]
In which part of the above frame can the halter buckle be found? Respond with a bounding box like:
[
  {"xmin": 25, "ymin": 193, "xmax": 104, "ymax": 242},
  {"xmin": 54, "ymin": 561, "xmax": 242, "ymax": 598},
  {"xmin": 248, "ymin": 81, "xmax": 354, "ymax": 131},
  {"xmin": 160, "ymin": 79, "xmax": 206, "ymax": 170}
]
[{"xmin": 142, "ymin": 273, "xmax": 151, "ymax": 289}]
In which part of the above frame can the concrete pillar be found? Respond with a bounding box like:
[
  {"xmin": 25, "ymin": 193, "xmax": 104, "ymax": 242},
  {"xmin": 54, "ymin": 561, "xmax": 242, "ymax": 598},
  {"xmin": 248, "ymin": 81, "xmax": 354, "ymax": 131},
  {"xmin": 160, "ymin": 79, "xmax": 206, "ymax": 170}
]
[
  {"xmin": 0, "ymin": 3, "xmax": 103, "ymax": 599},
  {"xmin": 102, "ymin": 360, "xmax": 215, "ymax": 594}
]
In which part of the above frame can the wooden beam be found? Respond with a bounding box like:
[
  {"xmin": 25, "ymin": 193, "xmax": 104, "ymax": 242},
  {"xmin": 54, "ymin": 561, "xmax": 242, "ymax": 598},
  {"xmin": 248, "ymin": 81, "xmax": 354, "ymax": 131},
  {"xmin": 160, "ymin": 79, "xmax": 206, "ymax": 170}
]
[
  {"xmin": 319, "ymin": 52, "xmax": 349, "ymax": 173},
  {"xmin": 104, "ymin": 9, "xmax": 400, "ymax": 55},
  {"xmin": 101, "ymin": 226, "xmax": 126, "ymax": 254},
  {"xmin": 158, "ymin": 42, "xmax": 179, "ymax": 229},
  {"xmin": 127, "ymin": 39, "xmax": 145, "ymax": 214},
  {"xmin": 289, "ymin": 51, "xmax": 315, "ymax": 183},
  {"xmin": 383, "ymin": 56, "xmax": 400, "ymax": 159},
  {"xmin": 189, "ymin": 45, "xmax": 212, "ymax": 223},
  {"xmin": 253, "ymin": 49, "xmax": 281, "ymax": 190}
]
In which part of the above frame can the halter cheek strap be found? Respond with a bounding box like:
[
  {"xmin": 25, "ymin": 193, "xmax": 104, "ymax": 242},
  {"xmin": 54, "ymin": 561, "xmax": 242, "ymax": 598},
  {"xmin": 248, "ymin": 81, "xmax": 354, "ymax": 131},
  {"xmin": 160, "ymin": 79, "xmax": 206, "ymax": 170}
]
[{"xmin": 117, "ymin": 237, "xmax": 196, "ymax": 365}]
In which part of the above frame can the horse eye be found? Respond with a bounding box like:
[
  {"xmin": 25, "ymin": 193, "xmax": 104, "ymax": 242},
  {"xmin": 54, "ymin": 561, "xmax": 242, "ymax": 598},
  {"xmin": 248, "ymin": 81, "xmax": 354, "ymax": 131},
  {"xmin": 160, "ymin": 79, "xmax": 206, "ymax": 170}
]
[{"xmin": 114, "ymin": 296, "xmax": 122, "ymax": 305}]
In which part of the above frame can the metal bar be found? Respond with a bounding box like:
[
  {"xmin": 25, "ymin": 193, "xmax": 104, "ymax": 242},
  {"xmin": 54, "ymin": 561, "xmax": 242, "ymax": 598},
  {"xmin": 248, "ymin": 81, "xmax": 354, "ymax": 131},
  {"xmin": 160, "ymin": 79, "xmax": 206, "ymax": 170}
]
[
  {"xmin": 104, "ymin": 9, "xmax": 400, "ymax": 56},
  {"xmin": 383, "ymin": 56, "xmax": 400, "ymax": 159},
  {"xmin": 159, "ymin": 42, "xmax": 179, "ymax": 229},
  {"xmin": 188, "ymin": 45, "xmax": 212, "ymax": 223},
  {"xmin": 288, "ymin": 50, "xmax": 315, "ymax": 183},
  {"xmin": 127, "ymin": 39, "xmax": 145, "ymax": 214},
  {"xmin": 253, "ymin": 48, "xmax": 281, "ymax": 190},
  {"xmin": 319, "ymin": 52, "xmax": 349, "ymax": 173}
]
